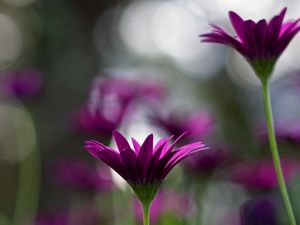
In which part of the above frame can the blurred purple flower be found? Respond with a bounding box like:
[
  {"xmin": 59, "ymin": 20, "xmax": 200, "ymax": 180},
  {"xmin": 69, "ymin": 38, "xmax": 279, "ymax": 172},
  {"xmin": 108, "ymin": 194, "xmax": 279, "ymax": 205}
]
[
  {"xmin": 134, "ymin": 189, "xmax": 195, "ymax": 223},
  {"xmin": 295, "ymin": 74, "xmax": 300, "ymax": 87},
  {"xmin": 134, "ymin": 80, "xmax": 166, "ymax": 103},
  {"xmin": 50, "ymin": 158, "xmax": 113, "ymax": 192},
  {"xmin": 184, "ymin": 147, "xmax": 229, "ymax": 174},
  {"xmin": 150, "ymin": 111, "xmax": 214, "ymax": 141},
  {"xmin": 84, "ymin": 131, "xmax": 207, "ymax": 203},
  {"xmin": 73, "ymin": 106, "xmax": 127, "ymax": 138},
  {"xmin": 256, "ymin": 121, "xmax": 300, "ymax": 145},
  {"xmin": 74, "ymin": 76, "xmax": 166, "ymax": 138},
  {"xmin": 34, "ymin": 210, "xmax": 67, "ymax": 225},
  {"xmin": 231, "ymin": 158, "xmax": 299, "ymax": 191},
  {"xmin": 89, "ymin": 77, "xmax": 166, "ymax": 110},
  {"xmin": 69, "ymin": 204, "xmax": 99, "ymax": 225},
  {"xmin": 0, "ymin": 69, "xmax": 43, "ymax": 100},
  {"xmin": 200, "ymin": 8, "xmax": 300, "ymax": 79},
  {"xmin": 33, "ymin": 204, "xmax": 99, "ymax": 225},
  {"xmin": 89, "ymin": 77, "xmax": 135, "ymax": 107},
  {"xmin": 240, "ymin": 197, "xmax": 278, "ymax": 225}
]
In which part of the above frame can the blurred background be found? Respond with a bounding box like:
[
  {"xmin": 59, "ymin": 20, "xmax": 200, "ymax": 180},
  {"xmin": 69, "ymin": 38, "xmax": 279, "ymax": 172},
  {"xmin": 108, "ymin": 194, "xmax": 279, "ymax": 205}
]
[{"xmin": 1, "ymin": 0, "xmax": 300, "ymax": 224}]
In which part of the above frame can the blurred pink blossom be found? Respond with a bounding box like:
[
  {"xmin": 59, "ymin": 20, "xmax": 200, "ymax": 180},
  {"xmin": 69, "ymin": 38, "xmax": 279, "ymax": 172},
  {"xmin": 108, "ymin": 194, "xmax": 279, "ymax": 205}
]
[
  {"xmin": 231, "ymin": 158, "xmax": 300, "ymax": 191},
  {"xmin": 0, "ymin": 69, "xmax": 43, "ymax": 101},
  {"xmin": 49, "ymin": 158, "xmax": 113, "ymax": 192}
]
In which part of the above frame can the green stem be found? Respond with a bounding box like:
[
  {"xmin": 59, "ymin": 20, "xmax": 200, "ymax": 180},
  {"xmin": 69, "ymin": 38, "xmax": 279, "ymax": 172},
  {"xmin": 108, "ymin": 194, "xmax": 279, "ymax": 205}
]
[
  {"xmin": 261, "ymin": 80, "xmax": 297, "ymax": 225},
  {"xmin": 142, "ymin": 202, "xmax": 151, "ymax": 225},
  {"xmin": 13, "ymin": 145, "xmax": 40, "ymax": 225}
]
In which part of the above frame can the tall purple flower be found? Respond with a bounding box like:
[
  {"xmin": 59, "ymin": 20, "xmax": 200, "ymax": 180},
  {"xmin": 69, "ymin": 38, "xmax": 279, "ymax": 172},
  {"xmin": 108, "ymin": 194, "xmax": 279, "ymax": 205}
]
[
  {"xmin": 0, "ymin": 69, "xmax": 43, "ymax": 100},
  {"xmin": 84, "ymin": 131, "xmax": 206, "ymax": 225},
  {"xmin": 201, "ymin": 9, "xmax": 300, "ymax": 225},
  {"xmin": 200, "ymin": 8, "xmax": 300, "ymax": 79}
]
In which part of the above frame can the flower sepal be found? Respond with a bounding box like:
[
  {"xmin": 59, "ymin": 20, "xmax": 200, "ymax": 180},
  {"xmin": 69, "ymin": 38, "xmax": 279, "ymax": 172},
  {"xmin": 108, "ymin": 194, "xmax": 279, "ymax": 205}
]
[
  {"xmin": 248, "ymin": 58, "xmax": 276, "ymax": 81},
  {"xmin": 130, "ymin": 182, "xmax": 161, "ymax": 206}
]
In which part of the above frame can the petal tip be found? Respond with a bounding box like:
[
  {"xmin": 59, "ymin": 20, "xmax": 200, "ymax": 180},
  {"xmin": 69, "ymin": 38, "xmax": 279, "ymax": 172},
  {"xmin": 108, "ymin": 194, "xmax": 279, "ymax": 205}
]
[
  {"xmin": 228, "ymin": 11, "xmax": 241, "ymax": 20},
  {"xmin": 113, "ymin": 130, "xmax": 121, "ymax": 136},
  {"xmin": 281, "ymin": 7, "xmax": 287, "ymax": 14}
]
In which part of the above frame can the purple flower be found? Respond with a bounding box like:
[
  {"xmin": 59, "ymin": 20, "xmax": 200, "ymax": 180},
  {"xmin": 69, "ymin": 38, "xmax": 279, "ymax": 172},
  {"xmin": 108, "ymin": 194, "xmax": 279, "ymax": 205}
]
[
  {"xmin": 134, "ymin": 80, "xmax": 166, "ymax": 103},
  {"xmin": 89, "ymin": 77, "xmax": 165, "ymax": 109},
  {"xmin": 89, "ymin": 77, "xmax": 135, "ymax": 107},
  {"xmin": 200, "ymin": 8, "xmax": 300, "ymax": 79},
  {"xmin": 240, "ymin": 197, "xmax": 278, "ymax": 225},
  {"xmin": 33, "ymin": 210, "xmax": 67, "ymax": 225},
  {"xmin": 0, "ymin": 69, "xmax": 43, "ymax": 100},
  {"xmin": 74, "ymin": 77, "xmax": 166, "ymax": 138},
  {"xmin": 69, "ymin": 204, "xmax": 99, "ymax": 225},
  {"xmin": 184, "ymin": 147, "xmax": 229, "ymax": 174},
  {"xmin": 84, "ymin": 131, "xmax": 207, "ymax": 203},
  {"xmin": 50, "ymin": 158, "xmax": 113, "ymax": 192},
  {"xmin": 295, "ymin": 72, "xmax": 300, "ymax": 87},
  {"xmin": 73, "ymin": 106, "xmax": 127, "ymax": 138},
  {"xmin": 150, "ymin": 111, "xmax": 214, "ymax": 141},
  {"xmin": 256, "ymin": 121, "xmax": 300, "ymax": 145},
  {"xmin": 231, "ymin": 158, "xmax": 299, "ymax": 191},
  {"xmin": 33, "ymin": 204, "xmax": 99, "ymax": 225},
  {"xmin": 134, "ymin": 189, "xmax": 195, "ymax": 223},
  {"xmin": 73, "ymin": 78, "xmax": 132, "ymax": 137}
]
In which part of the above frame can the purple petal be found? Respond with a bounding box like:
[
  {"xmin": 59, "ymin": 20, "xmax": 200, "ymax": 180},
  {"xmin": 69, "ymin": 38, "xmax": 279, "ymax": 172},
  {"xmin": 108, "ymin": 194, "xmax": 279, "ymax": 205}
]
[
  {"xmin": 148, "ymin": 151, "xmax": 175, "ymax": 183},
  {"xmin": 280, "ymin": 21, "xmax": 298, "ymax": 37},
  {"xmin": 200, "ymin": 25, "xmax": 247, "ymax": 56},
  {"xmin": 131, "ymin": 137, "xmax": 141, "ymax": 155},
  {"xmin": 166, "ymin": 142, "xmax": 207, "ymax": 168},
  {"xmin": 161, "ymin": 142, "xmax": 207, "ymax": 179},
  {"xmin": 164, "ymin": 132, "xmax": 187, "ymax": 155},
  {"xmin": 97, "ymin": 149, "xmax": 128, "ymax": 180},
  {"xmin": 138, "ymin": 134, "xmax": 154, "ymax": 180},
  {"xmin": 229, "ymin": 11, "xmax": 246, "ymax": 43},
  {"xmin": 154, "ymin": 137, "xmax": 169, "ymax": 152},
  {"xmin": 268, "ymin": 7, "xmax": 287, "ymax": 40},
  {"xmin": 147, "ymin": 138, "xmax": 170, "ymax": 182},
  {"xmin": 149, "ymin": 142, "xmax": 205, "ymax": 182},
  {"xmin": 279, "ymin": 19, "xmax": 300, "ymax": 38},
  {"xmin": 120, "ymin": 148, "xmax": 139, "ymax": 183},
  {"xmin": 274, "ymin": 19, "xmax": 300, "ymax": 55},
  {"xmin": 242, "ymin": 20, "xmax": 257, "ymax": 59},
  {"xmin": 113, "ymin": 131, "xmax": 131, "ymax": 152},
  {"xmin": 254, "ymin": 19, "xmax": 269, "ymax": 58},
  {"xmin": 84, "ymin": 140, "xmax": 106, "ymax": 159}
]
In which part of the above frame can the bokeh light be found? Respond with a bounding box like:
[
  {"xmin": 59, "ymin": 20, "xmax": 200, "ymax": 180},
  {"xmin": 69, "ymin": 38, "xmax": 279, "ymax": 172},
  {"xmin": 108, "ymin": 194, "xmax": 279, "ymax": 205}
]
[
  {"xmin": 0, "ymin": 102, "xmax": 36, "ymax": 163},
  {"xmin": 0, "ymin": 13, "xmax": 22, "ymax": 71},
  {"xmin": 1, "ymin": 0, "xmax": 37, "ymax": 7},
  {"xmin": 119, "ymin": 0, "xmax": 225, "ymax": 78},
  {"xmin": 119, "ymin": 1, "xmax": 162, "ymax": 58}
]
